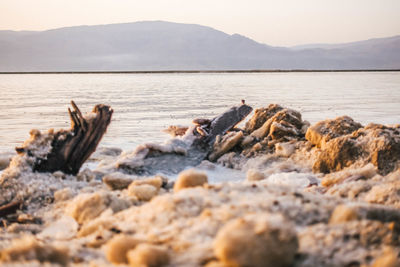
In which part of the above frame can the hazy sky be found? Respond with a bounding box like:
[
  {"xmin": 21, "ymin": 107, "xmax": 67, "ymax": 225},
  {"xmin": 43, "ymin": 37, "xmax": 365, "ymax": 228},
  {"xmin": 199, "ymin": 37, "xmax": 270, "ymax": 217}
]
[{"xmin": 1, "ymin": 0, "xmax": 399, "ymax": 46}]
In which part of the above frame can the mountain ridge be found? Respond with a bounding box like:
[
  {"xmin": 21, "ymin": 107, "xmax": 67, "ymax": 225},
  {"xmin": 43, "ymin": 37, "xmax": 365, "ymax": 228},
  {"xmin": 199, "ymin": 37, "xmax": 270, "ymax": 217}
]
[{"xmin": 0, "ymin": 21, "xmax": 399, "ymax": 71}]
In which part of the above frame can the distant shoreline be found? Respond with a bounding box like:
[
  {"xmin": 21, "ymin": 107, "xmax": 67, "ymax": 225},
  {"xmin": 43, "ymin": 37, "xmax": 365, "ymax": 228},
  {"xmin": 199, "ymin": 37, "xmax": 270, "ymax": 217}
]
[{"xmin": 0, "ymin": 69, "xmax": 399, "ymax": 74}]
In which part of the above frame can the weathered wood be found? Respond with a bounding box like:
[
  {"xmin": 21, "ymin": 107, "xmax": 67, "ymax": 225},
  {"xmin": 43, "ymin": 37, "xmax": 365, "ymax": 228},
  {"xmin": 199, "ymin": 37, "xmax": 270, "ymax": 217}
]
[{"xmin": 17, "ymin": 101, "xmax": 113, "ymax": 175}]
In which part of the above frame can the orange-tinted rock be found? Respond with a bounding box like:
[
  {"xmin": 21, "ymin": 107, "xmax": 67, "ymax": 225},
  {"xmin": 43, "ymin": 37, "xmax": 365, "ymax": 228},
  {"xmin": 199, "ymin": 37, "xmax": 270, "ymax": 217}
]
[
  {"xmin": 313, "ymin": 123, "xmax": 400, "ymax": 175},
  {"xmin": 306, "ymin": 116, "xmax": 362, "ymax": 148},
  {"xmin": 244, "ymin": 104, "xmax": 284, "ymax": 133}
]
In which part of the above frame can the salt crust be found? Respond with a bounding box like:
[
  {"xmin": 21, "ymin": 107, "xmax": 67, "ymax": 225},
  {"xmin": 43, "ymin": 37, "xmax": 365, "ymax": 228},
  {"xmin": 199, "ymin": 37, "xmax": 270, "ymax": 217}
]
[{"xmin": 1, "ymin": 105, "xmax": 400, "ymax": 266}]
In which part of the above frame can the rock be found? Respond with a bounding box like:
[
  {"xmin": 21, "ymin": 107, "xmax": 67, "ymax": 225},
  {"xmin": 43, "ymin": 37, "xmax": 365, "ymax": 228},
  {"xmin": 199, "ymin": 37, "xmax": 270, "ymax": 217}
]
[
  {"xmin": 214, "ymin": 213, "xmax": 298, "ymax": 267},
  {"xmin": 0, "ymin": 236, "xmax": 69, "ymax": 265},
  {"xmin": 246, "ymin": 169, "xmax": 265, "ymax": 181},
  {"xmin": 306, "ymin": 116, "xmax": 362, "ymax": 148},
  {"xmin": 66, "ymin": 191, "xmax": 131, "ymax": 224},
  {"xmin": 245, "ymin": 104, "xmax": 284, "ymax": 133},
  {"xmin": 128, "ymin": 184, "xmax": 158, "ymax": 201},
  {"xmin": 192, "ymin": 118, "xmax": 211, "ymax": 126},
  {"xmin": 103, "ymin": 172, "xmax": 134, "ymax": 190},
  {"xmin": 275, "ymin": 142, "xmax": 296, "ymax": 157},
  {"xmin": 313, "ymin": 137, "xmax": 360, "ymax": 173},
  {"xmin": 77, "ymin": 168, "xmax": 96, "ymax": 182},
  {"xmin": 127, "ymin": 243, "xmax": 170, "ymax": 267},
  {"xmin": 106, "ymin": 234, "xmax": 142, "ymax": 264},
  {"xmin": 163, "ymin": 125, "xmax": 189, "ymax": 137},
  {"xmin": 209, "ymin": 131, "xmax": 244, "ymax": 161},
  {"xmin": 174, "ymin": 169, "xmax": 208, "ymax": 192},
  {"xmin": 313, "ymin": 123, "xmax": 400, "ymax": 175},
  {"xmin": 250, "ymin": 108, "xmax": 305, "ymax": 142},
  {"xmin": 130, "ymin": 176, "xmax": 164, "ymax": 190},
  {"xmin": 372, "ymin": 247, "xmax": 400, "ymax": 267},
  {"xmin": 329, "ymin": 204, "xmax": 359, "ymax": 224}
]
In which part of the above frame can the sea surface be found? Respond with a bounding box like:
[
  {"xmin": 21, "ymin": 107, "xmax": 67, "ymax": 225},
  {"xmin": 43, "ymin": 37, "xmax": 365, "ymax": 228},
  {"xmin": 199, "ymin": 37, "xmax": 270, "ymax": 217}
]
[{"xmin": 1, "ymin": 72, "xmax": 399, "ymax": 154}]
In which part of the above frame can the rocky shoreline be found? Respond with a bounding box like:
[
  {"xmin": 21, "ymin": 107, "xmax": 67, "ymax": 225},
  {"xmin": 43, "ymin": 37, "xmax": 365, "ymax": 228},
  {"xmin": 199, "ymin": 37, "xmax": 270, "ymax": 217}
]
[{"xmin": 0, "ymin": 103, "xmax": 399, "ymax": 266}]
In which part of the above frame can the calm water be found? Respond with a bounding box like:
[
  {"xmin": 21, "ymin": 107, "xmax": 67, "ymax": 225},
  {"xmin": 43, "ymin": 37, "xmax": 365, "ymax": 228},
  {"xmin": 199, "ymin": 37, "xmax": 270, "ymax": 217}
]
[{"xmin": 1, "ymin": 72, "xmax": 399, "ymax": 154}]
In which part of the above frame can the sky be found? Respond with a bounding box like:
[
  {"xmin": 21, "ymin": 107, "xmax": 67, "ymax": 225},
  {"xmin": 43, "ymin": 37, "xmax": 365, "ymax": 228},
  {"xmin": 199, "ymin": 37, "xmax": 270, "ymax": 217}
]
[{"xmin": 0, "ymin": 0, "xmax": 399, "ymax": 46}]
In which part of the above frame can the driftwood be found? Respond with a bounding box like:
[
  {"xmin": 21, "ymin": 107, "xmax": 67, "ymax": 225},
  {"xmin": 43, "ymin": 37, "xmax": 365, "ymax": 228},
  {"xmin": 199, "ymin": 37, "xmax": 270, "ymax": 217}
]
[{"xmin": 16, "ymin": 101, "xmax": 113, "ymax": 175}]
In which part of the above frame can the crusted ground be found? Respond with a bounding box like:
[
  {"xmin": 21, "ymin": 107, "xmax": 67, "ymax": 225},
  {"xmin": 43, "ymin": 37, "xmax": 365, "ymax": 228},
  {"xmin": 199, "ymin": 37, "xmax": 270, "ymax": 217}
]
[{"xmin": 0, "ymin": 104, "xmax": 399, "ymax": 267}]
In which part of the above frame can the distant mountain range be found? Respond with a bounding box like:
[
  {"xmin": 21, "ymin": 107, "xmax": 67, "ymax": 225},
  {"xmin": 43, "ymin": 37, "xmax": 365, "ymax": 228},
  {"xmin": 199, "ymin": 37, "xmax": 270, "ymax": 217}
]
[{"xmin": 0, "ymin": 21, "xmax": 399, "ymax": 71}]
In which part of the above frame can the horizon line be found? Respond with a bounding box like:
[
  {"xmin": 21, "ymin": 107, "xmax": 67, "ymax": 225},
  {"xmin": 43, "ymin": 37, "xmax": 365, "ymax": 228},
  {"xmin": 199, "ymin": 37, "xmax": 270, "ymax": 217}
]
[{"xmin": 1, "ymin": 69, "xmax": 399, "ymax": 74}]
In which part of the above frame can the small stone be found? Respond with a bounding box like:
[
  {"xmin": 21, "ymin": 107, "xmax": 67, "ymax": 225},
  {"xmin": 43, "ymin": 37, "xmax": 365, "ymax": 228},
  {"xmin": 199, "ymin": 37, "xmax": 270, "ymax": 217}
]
[
  {"xmin": 275, "ymin": 142, "xmax": 296, "ymax": 157},
  {"xmin": 214, "ymin": 213, "xmax": 298, "ymax": 267},
  {"xmin": 174, "ymin": 169, "xmax": 208, "ymax": 192},
  {"xmin": 329, "ymin": 204, "xmax": 359, "ymax": 224},
  {"xmin": 127, "ymin": 243, "xmax": 170, "ymax": 267},
  {"xmin": 106, "ymin": 235, "xmax": 142, "ymax": 264},
  {"xmin": 246, "ymin": 169, "xmax": 265, "ymax": 181},
  {"xmin": 128, "ymin": 184, "xmax": 158, "ymax": 201},
  {"xmin": 130, "ymin": 176, "xmax": 164, "ymax": 190},
  {"xmin": 103, "ymin": 172, "xmax": 134, "ymax": 190},
  {"xmin": 163, "ymin": 125, "xmax": 189, "ymax": 137},
  {"xmin": 77, "ymin": 168, "xmax": 96, "ymax": 182}
]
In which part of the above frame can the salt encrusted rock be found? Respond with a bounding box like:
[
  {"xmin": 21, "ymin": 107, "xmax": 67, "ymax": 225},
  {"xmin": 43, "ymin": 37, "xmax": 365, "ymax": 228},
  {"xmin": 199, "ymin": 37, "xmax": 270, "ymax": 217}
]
[
  {"xmin": 174, "ymin": 169, "xmax": 208, "ymax": 192},
  {"xmin": 127, "ymin": 243, "xmax": 170, "ymax": 267},
  {"xmin": 163, "ymin": 125, "xmax": 189, "ymax": 137},
  {"xmin": 66, "ymin": 191, "xmax": 131, "ymax": 224},
  {"xmin": 130, "ymin": 176, "xmax": 164, "ymax": 189},
  {"xmin": 106, "ymin": 235, "xmax": 142, "ymax": 264},
  {"xmin": 245, "ymin": 104, "xmax": 284, "ymax": 133},
  {"xmin": 214, "ymin": 213, "xmax": 298, "ymax": 267},
  {"xmin": 314, "ymin": 123, "xmax": 400, "ymax": 175},
  {"xmin": 250, "ymin": 108, "xmax": 306, "ymax": 142},
  {"xmin": 313, "ymin": 136, "xmax": 360, "ymax": 173},
  {"xmin": 128, "ymin": 184, "xmax": 158, "ymax": 201},
  {"xmin": 275, "ymin": 142, "xmax": 296, "ymax": 157},
  {"xmin": 103, "ymin": 172, "xmax": 134, "ymax": 190},
  {"xmin": 209, "ymin": 131, "xmax": 244, "ymax": 161},
  {"xmin": 306, "ymin": 116, "xmax": 363, "ymax": 148},
  {"xmin": 329, "ymin": 204, "xmax": 359, "ymax": 224},
  {"xmin": 77, "ymin": 168, "xmax": 96, "ymax": 182},
  {"xmin": 246, "ymin": 169, "xmax": 265, "ymax": 181},
  {"xmin": 0, "ymin": 236, "xmax": 69, "ymax": 265},
  {"xmin": 372, "ymin": 247, "xmax": 400, "ymax": 267}
]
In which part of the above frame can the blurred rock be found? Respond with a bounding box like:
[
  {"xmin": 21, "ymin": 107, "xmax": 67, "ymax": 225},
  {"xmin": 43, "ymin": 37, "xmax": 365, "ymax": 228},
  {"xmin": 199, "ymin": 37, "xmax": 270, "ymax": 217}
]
[
  {"xmin": 127, "ymin": 243, "xmax": 170, "ymax": 267},
  {"xmin": 174, "ymin": 169, "xmax": 208, "ymax": 192},
  {"xmin": 214, "ymin": 213, "xmax": 298, "ymax": 267}
]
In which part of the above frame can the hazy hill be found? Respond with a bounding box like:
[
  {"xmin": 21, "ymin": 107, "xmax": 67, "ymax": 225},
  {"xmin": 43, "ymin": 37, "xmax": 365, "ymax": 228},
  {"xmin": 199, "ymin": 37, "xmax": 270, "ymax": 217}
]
[{"xmin": 0, "ymin": 21, "xmax": 399, "ymax": 71}]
